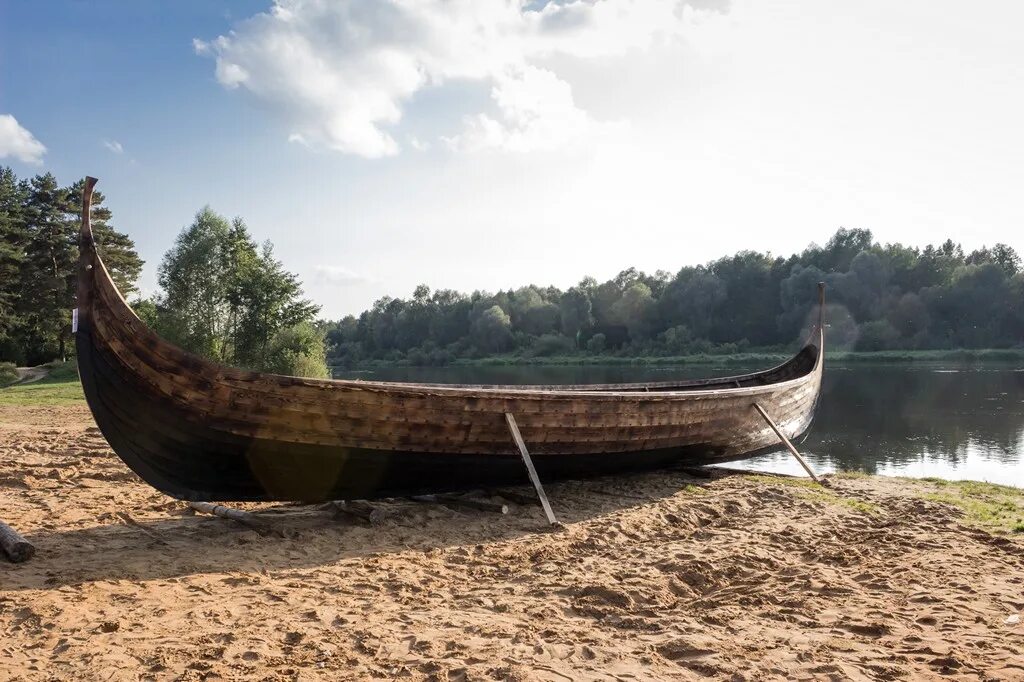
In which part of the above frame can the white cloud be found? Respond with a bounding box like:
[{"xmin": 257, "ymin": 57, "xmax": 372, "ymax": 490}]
[
  {"xmin": 312, "ymin": 265, "xmax": 368, "ymax": 286},
  {"xmin": 446, "ymin": 63, "xmax": 625, "ymax": 152},
  {"xmin": 408, "ymin": 135, "xmax": 430, "ymax": 152},
  {"xmin": 0, "ymin": 114, "xmax": 46, "ymax": 164},
  {"xmin": 103, "ymin": 139, "xmax": 124, "ymax": 154},
  {"xmin": 195, "ymin": 0, "xmax": 725, "ymax": 157}
]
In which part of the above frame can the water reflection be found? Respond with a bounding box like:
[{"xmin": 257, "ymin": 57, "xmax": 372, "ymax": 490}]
[{"xmin": 333, "ymin": 363, "xmax": 1024, "ymax": 487}]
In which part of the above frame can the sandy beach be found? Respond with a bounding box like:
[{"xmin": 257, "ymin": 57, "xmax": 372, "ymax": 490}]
[{"xmin": 2, "ymin": 402, "xmax": 1023, "ymax": 681}]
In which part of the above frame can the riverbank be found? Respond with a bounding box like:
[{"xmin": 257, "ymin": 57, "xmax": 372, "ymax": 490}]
[
  {"xmin": 0, "ymin": 362, "xmax": 83, "ymax": 406},
  {"xmin": 335, "ymin": 347, "xmax": 1024, "ymax": 370},
  {"xmin": 2, "ymin": 402, "xmax": 1022, "ymax": 680}
]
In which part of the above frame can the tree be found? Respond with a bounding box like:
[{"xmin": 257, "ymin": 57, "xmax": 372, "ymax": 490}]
[
  {"xmin": 263, "ymin": 321, "xmax": 329, "ymax": 378},
  {"xmin": 232, "ymin": 240, "xmax": 320, "ymax": 369},
  {"xmin": 924, "ymin": 264, "xmax": 1012, "ymax": 348},
  {"xmin": 66, "ymin": 180, "xmax": 144, "ymax": 296},
  {"xmin": 0, "ymin": 173, "xmax": 145, "ymax": 364},
  {"xmin": 156, "ymin": 207, "xmax": 233, "ymax": 359},
  {"xmin": 806, "ymin": 227, "xmax": 875, "ymax": 272},
  {"xmin": 509, "ymin": 286, "xmax": 559, "ymax": 337},
  {"xmin": 966, "ymin": 243, "xmax": 1021, "ymax": 277},
  {"xmin": 427, "ymin": 289, "xmax": 471, "ymax": 346},
  {"xmin": 0, "ymin": 168, "xmax": 28, "ymax": 358},
  {"xmin": 778, "ymin": 264, "xmax": 827, "ymax": 340},
  {"xmin": 832, "ymin": 251, "xmax": 888, "ymax": 321},
  {"xmin": 472, "ymin": 305, "xmax": 512, "ymax": 352},
  {"xmin": 708, "ymin": 251, "xmax": 782, "ymax": 345},
  {"xmin": 610, "ymin": 282, "xmax": 654, "ymax": 341},
  {"xmin": 660, "ymin": 266, "xmax": 726, "ymax": 340},
  {"xmin": 18, "ymin": 174, "xmax": 74, "ymax": 362},
  {"xmin": 154, "ymin": 207, "xmax": 323, "ymax": 375},
  {"xmin": 559, "ymin": 287, "xmax": 593, "ymax": 347}
]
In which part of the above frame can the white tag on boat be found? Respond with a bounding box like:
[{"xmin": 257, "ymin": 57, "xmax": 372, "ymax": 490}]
[{"xmin": 72, "ymin": 308, "xmax": 78, "ymax": 333}]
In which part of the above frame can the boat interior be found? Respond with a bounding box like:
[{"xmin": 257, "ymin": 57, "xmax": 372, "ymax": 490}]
[{"xmin": 362, "ymin": 340, "xmax": 822, "ymax": 393}]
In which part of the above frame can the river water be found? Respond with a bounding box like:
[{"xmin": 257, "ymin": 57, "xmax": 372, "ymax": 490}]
[{"xmin": 333, "ymin": 362, "xmax": 1024, "ymax": 487}]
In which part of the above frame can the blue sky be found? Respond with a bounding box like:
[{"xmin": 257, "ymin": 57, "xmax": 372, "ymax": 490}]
[{"xmin": 3, "ymin": 0, "xmax": 1023, "ymax": 318}]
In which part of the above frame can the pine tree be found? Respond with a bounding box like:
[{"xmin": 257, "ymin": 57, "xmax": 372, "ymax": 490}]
[
  {"xmin": 0, "ymin": 167, "xmax": 29, "ymax": 359},
  {"xmin": 19, "ymin": 173, "xmax": 73, "ymax": 362},
  {"xmin": 0, "ymin": 172, "xmax": 143, "ymax": 364},
  {"xmin": 65, "ymin": 179, "xmax": 144, "ymax": 296}
]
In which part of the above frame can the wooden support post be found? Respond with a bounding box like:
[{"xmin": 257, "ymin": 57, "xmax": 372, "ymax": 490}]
[
  {"xmin": 752, "ymin": 403, "xmax": 820, "ymax": 483},
  {"xmin": 188, "ymin": 501, "xmax": 279, "ymax": 536},
  {"xmin": 504, "ymin": 413, "xmax": 559, "ymax": 526},
  {"xmin": 0, "ymin": 519, "xmax": 35, "ymax": 563}
]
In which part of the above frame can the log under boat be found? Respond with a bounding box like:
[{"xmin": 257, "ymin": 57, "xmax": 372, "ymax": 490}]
[{"xmin": 75, "ymin": 178, "xmax": 825, "ymax": 502}]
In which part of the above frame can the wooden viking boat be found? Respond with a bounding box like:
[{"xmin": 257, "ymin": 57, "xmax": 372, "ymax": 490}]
[{"xmin": 75, "ymin": 178, "xmax": 825, "ymax": 502}]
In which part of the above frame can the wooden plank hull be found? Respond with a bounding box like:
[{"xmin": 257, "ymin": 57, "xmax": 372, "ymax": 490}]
[{"xmin": 74, "ymin": 177, "xmax": 824, "ymax": 502}]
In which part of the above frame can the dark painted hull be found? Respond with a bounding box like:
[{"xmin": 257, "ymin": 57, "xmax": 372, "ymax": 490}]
[{"xmin": 78, "ymin": 315, "xmax": 802, "ymax": 501}]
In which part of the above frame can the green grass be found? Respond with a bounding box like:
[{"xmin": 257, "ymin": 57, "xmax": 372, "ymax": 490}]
[
  {"xmin": 0, "ymin": 361, "xmax": 17, "ymax": 387},
  {"xmin": 0, "ymin": 361, "xmax": 84, "ymax": 406},
  {"xmin": 746, "ymin": 474, "xmax": 882, "ymax": 516},
  {"xmin": 918, "ymin": 480, "xmax": 1024, "ymax": 534},
  {"xmin": 38, "ymin": 360, "xmax": 81, "ymax": 383}
]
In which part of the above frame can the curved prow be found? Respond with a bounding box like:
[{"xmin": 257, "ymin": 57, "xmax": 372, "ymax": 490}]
[
  {"xmin": 77, "ymin": 176, "xmax": 100, "ymax": 319},
  {"xmin": 817, "ymin": 281, "xmax": 825, "ymax": 335},
  {"xmin": 81, "ymin": 176, "xmax": 98, "ymax": 245}
]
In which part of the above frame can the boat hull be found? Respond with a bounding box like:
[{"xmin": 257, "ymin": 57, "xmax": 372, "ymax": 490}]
[
  {"xmin": 74, "ymin": 177, "xmax": 824, "ymax": 502},
  {"xmin": 79, "ymin": 315, "xmax": 817, "ymax": 500}
]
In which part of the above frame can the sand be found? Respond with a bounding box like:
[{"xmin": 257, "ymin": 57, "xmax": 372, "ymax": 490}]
[{"xmin": 1, "ymin": 403, "xmax": 1022, "ymax": 681}]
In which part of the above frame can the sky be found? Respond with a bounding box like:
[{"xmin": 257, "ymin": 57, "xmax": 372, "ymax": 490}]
[{"xmin": 1, "ymin": 0, "xmax": 1022, "ymax": 319}]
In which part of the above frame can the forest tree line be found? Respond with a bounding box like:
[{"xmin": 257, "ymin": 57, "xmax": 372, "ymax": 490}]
[
  {"xmin": 2, "ymin": 166, "xmax": 1023, "ymax": 373},
  {"xmin": 323, "ymin": 229, "xmax": 1024, "ymax": 367},
  {"xmin": 0, "ymin": 167, "xmax": 325, "ymax": 376}
]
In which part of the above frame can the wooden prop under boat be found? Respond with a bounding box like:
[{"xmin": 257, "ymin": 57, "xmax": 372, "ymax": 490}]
[{"xmin": 75, "ymin": 177, "xmax": 825, "ymax": 502}]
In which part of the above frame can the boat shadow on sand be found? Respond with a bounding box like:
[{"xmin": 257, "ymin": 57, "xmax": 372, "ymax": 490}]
[{"xmin": 2, "ymin": 466, "xmax": 735, "ymax": 591}]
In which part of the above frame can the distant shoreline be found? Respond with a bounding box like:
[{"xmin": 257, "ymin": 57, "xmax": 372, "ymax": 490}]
[{"xmin": 333, "ymin": 347, "xmax": 1024, "ymax": 370}]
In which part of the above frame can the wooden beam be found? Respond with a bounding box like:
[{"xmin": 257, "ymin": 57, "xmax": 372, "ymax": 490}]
[
  {"xmin": 504, "ymin": 413, "xmax": 559, "ymax": 526},
  {"xmin": 188, "ymin": 501, "xmax": 280, "ymax": 536},
  {"xmin": 0, "ymin": 519, "xmax": 35, "ymax": 563},
  {"xmin": 752, "ymin": 403, "xmax": 820, "ymax": 483}
]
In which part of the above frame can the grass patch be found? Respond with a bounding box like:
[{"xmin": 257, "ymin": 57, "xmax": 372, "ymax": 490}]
[
  {"xmin": 0, "ymin": 361, "xmax": 17, "ymax": 387},
  {"xmin": 0, "ymin": 361, "xmax": 84, "ymax": 406},
  {"xmin": 0, "ymin": 380, "xmax": 85, "ymax": 406},
  {"xmin": 745, "ymin": 474, "xmax": 821, "ymax": 489},
  {"xmin": 39, "ymin": 360, "xmax": 80, "ymax": 383},
  {"xmin": 918, "ymin": 480, "xmax": 1024, "ymax": 534},
  {"xmin": 746, "ymin": 474, "xmax": 882, "ymax": 515}
]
